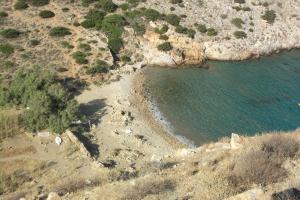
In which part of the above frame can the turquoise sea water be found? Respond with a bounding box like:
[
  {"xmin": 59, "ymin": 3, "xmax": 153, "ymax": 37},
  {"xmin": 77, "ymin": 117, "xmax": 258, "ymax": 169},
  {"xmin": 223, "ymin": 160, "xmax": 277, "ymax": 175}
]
[{"xmin": 144, "ymin": 50, "xmax": 300, "ymax": 146}]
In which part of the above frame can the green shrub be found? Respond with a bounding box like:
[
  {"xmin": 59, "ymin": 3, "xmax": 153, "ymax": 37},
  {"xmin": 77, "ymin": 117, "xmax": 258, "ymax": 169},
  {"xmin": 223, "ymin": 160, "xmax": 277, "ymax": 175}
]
[
  {"xmin": 233, "ymin": 31, "xmax": 247, "ymax": 39},
  {"xmin": 175, "ymin": 25, "xmax": 187, "ymax": 34},
  {"xmin": 39, "ymin": 10, "xmax": 55, "ymax": 18},
  {"xmin": 157, "ymin": 42, "xmax": 173, "ymax": 51},
  {"xmin": 78, "ymin": 43, "xmax": 91, "ymax": 52},
  {"xmin": 81, "ymin": 20, "xmax": 95, "ymax": 28},
  {"xmin": 120, "ymin": 3, "xmax": 129, "ymax": 10},
  {"xmin": 49, "ymin": 27, "xmax": 71, "ymax": 37},
  {"xmin": 165, "ymin": 14, "xmax": 181, "ymax": 26},
  {"xmin": 170, "ymin": 0, "xmax": 182, "ymax": 4},
  {"xmin": 262, "ymin": 10, "xmax": 276, "ymax": 24},
  {"xmin": 82, "ymin": 9, "xmax": 106, "ymax": 28},
  {"xmin": 27, "ymin": 0, "xmax": 49, "ymax": 6},
  {"xmin": 84, "ymin": 9, "xmax": 106, "ymax": 24},
  {"xmin": 81, "ymin": 0, "xmax": 95, "ymax": 7},
  {"xmin": 187, "ymin": 28, "xmax": 196, "ymax": 38},
  {"xmin": 101, "ymin": 14, "xmax": 126, "ymax": 34},
  {"xmin": 62, "ymin": 7, "xmax": 69, "ymax": 12},
  {"xmin": 14, "ymin": 1, "xmax": 29, "ymax": 10},
  {"xmin": 124, "ymin": 9, "xmax": 142, "ymax": 20},
  {"xmin": 0, "ymin": 87, "xmax": 10, "ymax": 107},
  {"xmin": 101, "ymin": 14, "xmax": 126, "ymax": 54},
  {"xmin": 234, "ymin": 0, "xmax": 245, "ymax": 3},
  {"xmin": 144, "ymin": 9, "xmax": 161, "ymax": 21},
  {"xmin": 0, "ymin": 11, "xmax": 8, "ymax": 18},
  {"xmin": 132, "ymin": 22, "xmax": 145, "ymax": 35},
  {"xmin": 72, "ymin": 51, "xmax": 88, "ymax": 64},
  {"xmin": 108, "ymin": 37, "xmax": 123, "ymax": 54},
  {"xmin": 159, "ymin": 34, "xmax": 169, "ymax": 40},
  {"xmin": 86, "ymin": 60, "xmax": 109, "ymax": 74},
  {"xmin": 243, "ymin": 7, "xmax": 251, "ymax": 11},
  {"xmin": 207, "ymin": 28, "xmax": 218, "ymax": 36},
  {"xmin": 96, "ymin": 0, "xmax": 118, "ymax": 13},
  {"xmin": 231, "ymin": 18, "xmax": 244, "ymax": 28},
  {"xmin": 196, "ymin": 24, "xmax": 207, "ymax": 33},
  {"xmin": 232, "ymin": 6, "xmax": 242, "ymax": 11},
  {"xmin": 0, "ymin": 29, "xmax": 21, "ymax": 38},
  {"xmin": 0, "ymin": 43, "xmax": 14, "ymax": 55},
  {"xmin": 155, "ymin": 24, "xmax": 169, "ymax": 34},
  {"xmin": 2, "ymin": 68, "xmax": 78, "ymax": 134}
]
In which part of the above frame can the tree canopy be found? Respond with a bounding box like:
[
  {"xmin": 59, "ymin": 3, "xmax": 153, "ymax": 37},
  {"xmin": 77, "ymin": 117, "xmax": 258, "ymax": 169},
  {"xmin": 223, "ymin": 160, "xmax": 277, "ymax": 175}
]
[{"xmin": 0, "ymin": 67, "xmax": 79, "ymax": 134}]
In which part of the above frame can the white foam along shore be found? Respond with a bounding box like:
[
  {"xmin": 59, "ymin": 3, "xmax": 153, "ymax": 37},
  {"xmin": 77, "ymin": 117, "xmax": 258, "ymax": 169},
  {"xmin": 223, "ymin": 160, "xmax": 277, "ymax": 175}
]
[
  {"xmin": 131, "ymin": 69, "xmax": 198, "ymax": 148},
  {"xmin": 142, "ymin": 80, "xmax": 197, "ymax": 148}
]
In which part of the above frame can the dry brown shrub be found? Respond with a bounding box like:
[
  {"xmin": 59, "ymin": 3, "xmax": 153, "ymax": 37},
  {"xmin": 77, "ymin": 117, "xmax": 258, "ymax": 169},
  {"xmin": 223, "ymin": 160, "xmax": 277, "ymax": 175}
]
[
  {"xmin": 0, "ymin": 170, "xmax": 32, "ymax": 194},
  {"xmin": 228, "ymin": 150, "xmax": 287, "ymax": 192},
  {"xmin": 261, "ymin": 134, "xmax": 299, "ymax": 159},
  {"xmin": 53, "ymin": 178, "xmax": 101, "ymax": 195},
  {"xmin": 121, "ymin": 179, "xmax": 176, "ymax": 200}
]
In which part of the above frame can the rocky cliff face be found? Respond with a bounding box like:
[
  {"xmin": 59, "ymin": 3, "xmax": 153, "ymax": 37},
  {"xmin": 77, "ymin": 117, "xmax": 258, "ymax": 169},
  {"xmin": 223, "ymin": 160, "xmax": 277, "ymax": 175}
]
[
  {"xmin": 134, "ymin": 0, "xmax": 300, "ymax": 66},
  {"xmin": 141, "ymin": 30, "xmax": 206, "ymax": 66}
]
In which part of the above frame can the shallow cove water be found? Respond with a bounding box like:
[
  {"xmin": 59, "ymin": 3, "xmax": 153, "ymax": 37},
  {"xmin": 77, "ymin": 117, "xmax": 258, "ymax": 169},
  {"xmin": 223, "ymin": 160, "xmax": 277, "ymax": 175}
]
[{"xmin": 144, "ymin": 50, "xmax": 300, "ymax": 146}]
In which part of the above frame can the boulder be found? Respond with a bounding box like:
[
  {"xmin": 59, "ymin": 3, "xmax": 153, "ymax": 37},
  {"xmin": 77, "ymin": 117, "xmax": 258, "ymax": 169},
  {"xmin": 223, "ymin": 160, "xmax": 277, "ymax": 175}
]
[
  {"xmin": 230, "ymin": 133, "xmax": 243, "ymax": 149},
  {"xmin": 47, "ymin": 192, "xmax": 61, "ymax": 200},
  {"xmin": 225, "ymin": 188, "xmax": 264, "ymax": 200},
  {"xmin": 272, "ymin": 188, "xmax": 300, "ymax": 200}
]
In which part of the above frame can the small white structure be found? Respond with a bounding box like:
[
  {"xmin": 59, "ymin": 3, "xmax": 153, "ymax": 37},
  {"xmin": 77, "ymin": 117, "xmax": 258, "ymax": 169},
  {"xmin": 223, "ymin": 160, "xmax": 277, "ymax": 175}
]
[{"xmin": 55, "ymin": 136, "xmax": 62, "ymax": 145}]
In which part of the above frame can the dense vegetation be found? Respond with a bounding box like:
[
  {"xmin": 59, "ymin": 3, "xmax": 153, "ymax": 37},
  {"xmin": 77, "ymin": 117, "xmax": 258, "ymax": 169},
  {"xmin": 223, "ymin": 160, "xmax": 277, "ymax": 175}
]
[{"xmin": 0, "ymin": 68, "xmax": 79, "ymax": 134}]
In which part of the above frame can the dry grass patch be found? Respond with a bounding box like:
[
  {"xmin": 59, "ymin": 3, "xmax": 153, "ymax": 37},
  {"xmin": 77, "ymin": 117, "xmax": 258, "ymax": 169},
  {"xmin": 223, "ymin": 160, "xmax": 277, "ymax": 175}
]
[
  {"xmin": 52, "ymin": 177, "xmax": 102, "ymax": 195},
  {"xmin": 228, "ymin": 150, "xmax": 287, "ymax": 192},
  {"xmin": 0, "ymin": 109, "xmax": 23, "ymax": 141},
  {"xmin": 0, "ymin": 170, "xmax": 32, "ymax": 194},
  {"xmin": 0, "ymin": 160, "xmax": 45, "ymax": 195},
  {"xmin": 121, "ymin": 179, "xmax": 176, "ymax": 200},
  {"xmin": 227, "ymin": 133, "xmax": 299, "ymax": 192},
  {"xmin": 261, "ymin": 134, "xmax": 299, "ymax": 159}
]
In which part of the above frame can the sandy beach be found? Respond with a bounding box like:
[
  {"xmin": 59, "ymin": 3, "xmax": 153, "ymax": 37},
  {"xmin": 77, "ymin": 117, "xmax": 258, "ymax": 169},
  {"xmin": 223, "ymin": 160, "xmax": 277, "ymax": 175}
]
[{"xmin": 75, "ymin": 66, "xmax": 187, "ymax": 170}]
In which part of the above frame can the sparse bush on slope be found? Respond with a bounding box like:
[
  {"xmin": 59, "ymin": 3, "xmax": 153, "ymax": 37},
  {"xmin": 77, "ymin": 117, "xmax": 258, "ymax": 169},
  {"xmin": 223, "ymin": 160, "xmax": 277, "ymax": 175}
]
[
  {"xmin": 39, "ymin": 10, "xmax": 55, "ymax": 18},
  {"xmin": 49, "ymin": 27, "xmax": 71, "ymax": 37},
  {"xmin": 0, "ymin": 29, "xmax": 21, "ymax": 38},
  {"xmin": 262, "ymin": 10, "xmax": 276, "ymax": 24}
]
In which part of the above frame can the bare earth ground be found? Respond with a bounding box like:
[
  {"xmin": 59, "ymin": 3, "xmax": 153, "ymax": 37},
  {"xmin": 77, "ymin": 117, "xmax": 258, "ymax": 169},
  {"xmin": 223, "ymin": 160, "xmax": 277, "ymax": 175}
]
[
  {"xmin": 1, "ymin": 0, "xmax": 300, "ymax": 199},
  {"xmin": 2, "ymin": 69, "xmax": 300, "ymax": 200}
]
